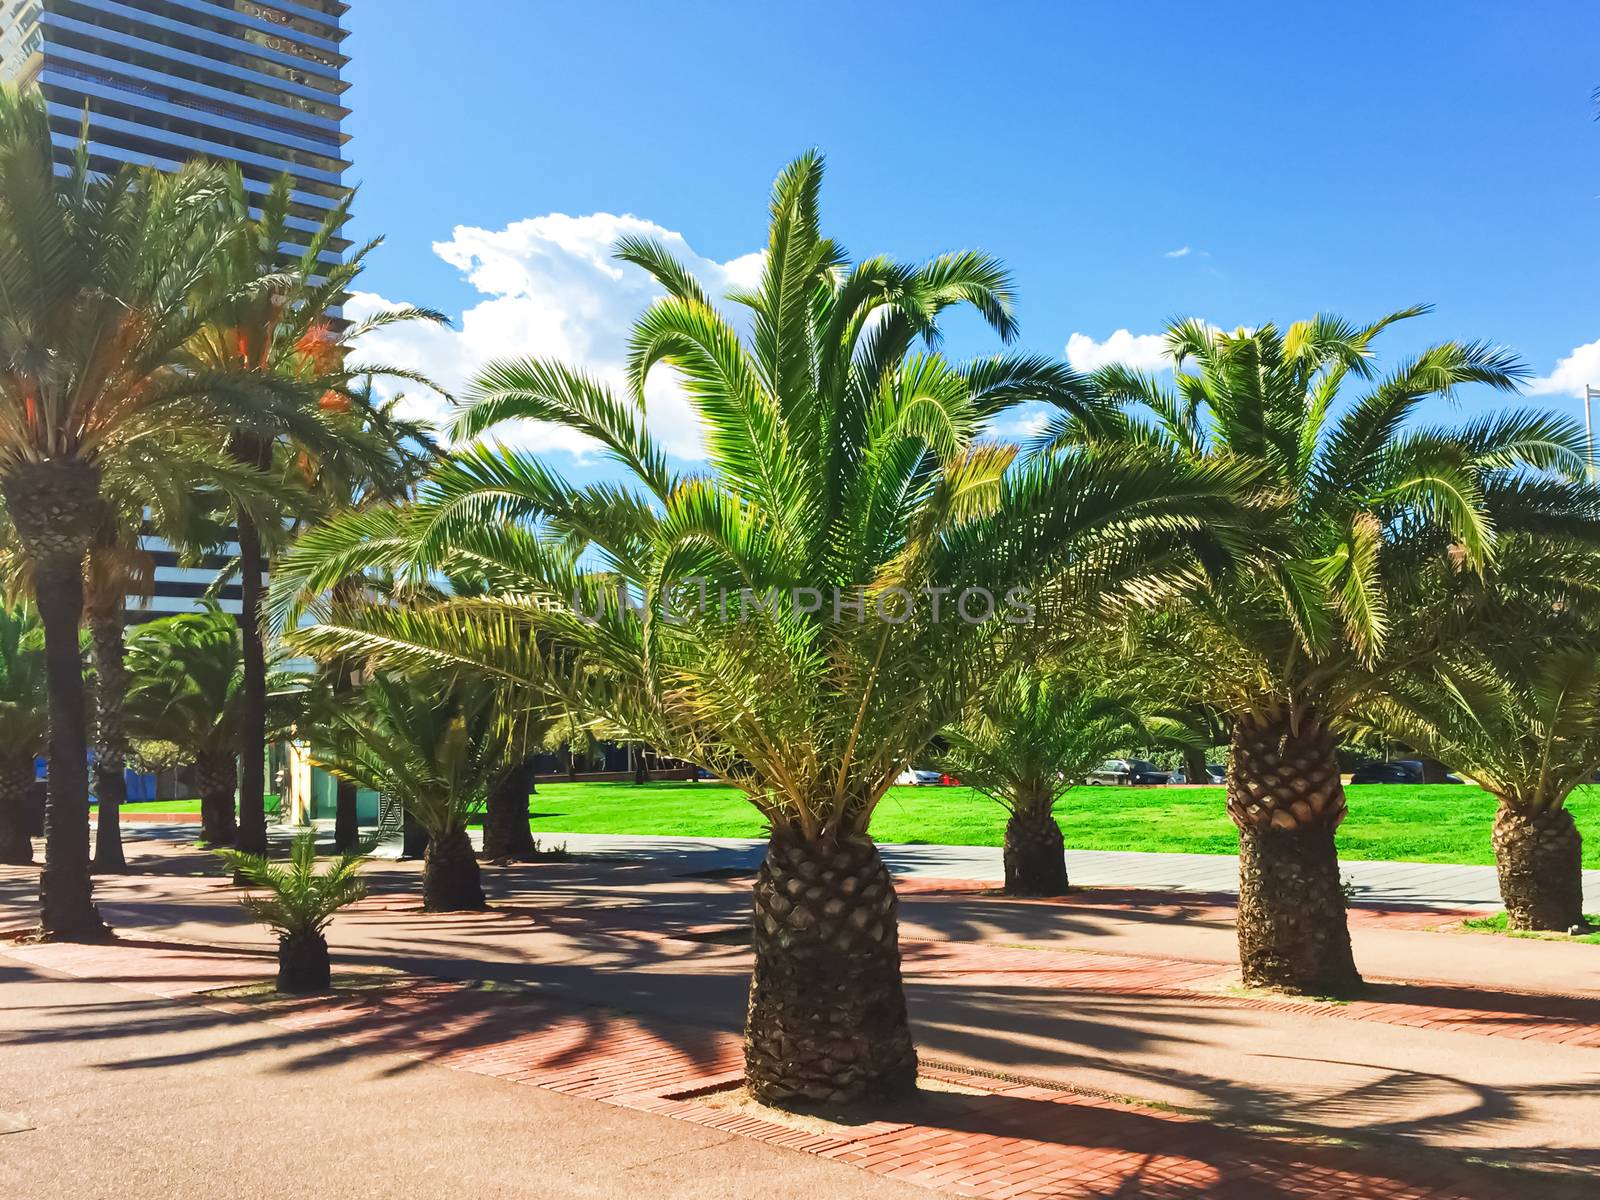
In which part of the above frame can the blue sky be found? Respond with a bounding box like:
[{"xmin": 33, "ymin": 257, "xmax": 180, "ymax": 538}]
[{"xmin": 341, "ymin": 2, "xmax": 1600, "ymax": 465}]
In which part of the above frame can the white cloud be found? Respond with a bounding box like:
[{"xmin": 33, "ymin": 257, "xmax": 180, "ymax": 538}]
[
  {"xmin": 347, "ymin": 213, "xmax": 763, "ymax": 460},
  {"xmin": 1064, "ymin": 329, "xmax": 1172, "ymax": 373},
  {"xmin": 1163, "ymin": 246, "xmax": 1192, "ymax": 258},
  {"xmin": 1526, "ymin": 337, "xmax": 1600, "ymax": 399}
]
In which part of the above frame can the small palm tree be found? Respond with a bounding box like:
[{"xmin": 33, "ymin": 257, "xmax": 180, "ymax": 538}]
[
  {"xmin": 123, "ymin": 604, "xmax": 300, "ymax": 846},
  {"xmin": 942, "ymin": 663, "xmax": 1142, "ymax": 895},
  {"xmin": 216, "ymin": 831, "xmax": 366, "ymax": 993},
  {"xmin": 315, "ymin": 673, "xmax": 512, "ymax": 911},
  {"xmin": 274, "ymin": 154, "xmax": 1256, "ymax": 1105},
  {"xmin": 1370, "ymin": 547, "xmax": 1600, "ymax": 930},
  {"xmin": 1380, "ymin": 650, "xmax": 1595, "ymax": 931},
  {"xmin": 1044, "ymin": 309, "xmax": 1593, "ymax": 995},
  {"xmin": 0, "ymin": 604, "xmax": 46, "ymax": 864}
]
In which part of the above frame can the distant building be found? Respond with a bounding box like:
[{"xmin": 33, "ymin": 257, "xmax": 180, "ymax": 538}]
[{"xmin": 0, "ymin": 0, "xmax": 352, "ymax": 620}]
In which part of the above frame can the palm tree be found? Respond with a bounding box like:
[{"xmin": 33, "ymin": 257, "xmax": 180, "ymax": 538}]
[
  {"xmin": 1040, "ymin": 308, "xmax": 1593, "ymax": 994},
  {"xmin": 123, "ymin": 604, "xmax": 300, "ymax": 846},
  {"xmin": 315, "ymin": 672, "xmax": 512, "ymax": 911},
  {"xmin": 273, "ymin": 153, "xmax": 1256, "ymax": 1106},
  {"xmin": 0, "ymin": 87, "xmax": 306, "ymax": 938},
  {"xmin": 0, "ymin": 604, "xmax": 47, "ymax": 864},
  {"xmin": 186, "ymin": 171, "xmax": 446, "ymax": 857},
  {"xmin": 941, "ymin": 662, "xmax": 1141, "ymax": 895},
  {"xmin": 85, "ymin": 438, "xmax": 284, "ymax": 870},
  {"xmin": 1369, "ymin": 541, "xmax": 1600, "ymax": 930},
  {"xmin": 483, "ymin": 752, "xmax": 541, "ymax": 860},
  {"xmin": 217, "ymin": 831, "xmax": 367, "ymax": 993},
  {"xmin": 1379, "ymin": 649, "xmax": 1596, "ymax": 931}
]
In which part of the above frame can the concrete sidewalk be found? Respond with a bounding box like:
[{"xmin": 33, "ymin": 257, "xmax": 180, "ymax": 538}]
[
  {"xmin": 506, "ymin": 830, "xmax": 1600, "ymax": 911},
  {"xmin": 102, "ymin": 820, "xmax": 1600, "ymax": 909},
  {"xmin": 0, "ymin": 961, "xmax": 938, "ymax": 1200}
]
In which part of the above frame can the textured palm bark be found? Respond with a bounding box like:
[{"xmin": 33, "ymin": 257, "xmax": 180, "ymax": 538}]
[
  {"xmin": 1493, "ymin": 804, "xmax": 1585, "ymax": 932},
  {"xmin": 234, "ymin": 505, "xmax": 269, "ymax": 856},
  {"xmin": 195, "ymin": 753, "xmax": 238, "ymax": 847},
  {"xmin": 277, "ymin": 930, "xmax": 331, "ymax": 993},
  {"xmin": 422, "ymin": 828, "xmax": 487, "ymax": 911},
  {"xmin": 745, "ymin": 831, "xmax": 917, "ymax": 1108},
  {"xmin": 401, "ymin": 809, "xmax": 428, "ymax": 858},
  {"xmin": 0, "ymin": 757, "xmax": 35, "ymax": 865},
  {"xmin": 1418, "ymin": 757, "xmax": 1451, "ymax": 785},
  {"xmin": 1229, "ymin": 708, "xmax": 1361, "ymax": 996},
  {"xmin": 89, "ymin": 613, "xmax": 128, "ymax": 872},
  {"xmin": 1003, "ymin": 803, "xmax": 1069, "ymax": 896},
  {"xmin": 2, "ymin": 462, "xmax": 107, "ymax": 939},
  {"xmin": 34, "ymin": 558, "xmax": 105, "ymax": 937},
  {"xmin": 483, "ymin": 758, "xmax": 536, "ymax": 860},
  {"xmin": 333, "ymin": 780, "xmax": 360, "ymax": 852}
]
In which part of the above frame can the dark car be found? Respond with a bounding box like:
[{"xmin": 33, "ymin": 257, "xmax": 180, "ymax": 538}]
[
  {"xmin": 1349, "ymin": 759, "xmax": 1464, "ymax": 785},
  {"xmin": 1086, "ymin": 758, "xmax": 1170, "ymax": 786}
]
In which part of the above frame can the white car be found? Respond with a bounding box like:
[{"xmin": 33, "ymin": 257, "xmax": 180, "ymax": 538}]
[{"xmin": 894, "ymin": 768, "xmax": 944, "ymax": 786}]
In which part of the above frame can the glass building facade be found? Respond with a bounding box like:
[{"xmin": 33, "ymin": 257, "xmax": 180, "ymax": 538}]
[
  {"xmin": 0, "ymin": 0, "xmax": 350, "ymax": 253},
  {"xmin": 0, "ymin": 0, "xmax": 352, "ymax": 620}
]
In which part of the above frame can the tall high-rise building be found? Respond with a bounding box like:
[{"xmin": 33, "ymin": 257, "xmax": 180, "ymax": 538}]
[
  {"xmin": 0, "ymin": 0, "xmax": 350, "ymax": 253},
  {"xmin": 0, "ymin": 0, "xmax": 353, "ymax": 619}
]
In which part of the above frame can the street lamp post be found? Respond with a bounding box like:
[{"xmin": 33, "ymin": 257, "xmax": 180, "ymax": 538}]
[{"xmin": 1586, "ymin": 386, "xmax": 1599, "ymax": 480}]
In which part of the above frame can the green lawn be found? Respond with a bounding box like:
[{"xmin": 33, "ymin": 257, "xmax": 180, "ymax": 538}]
[
  {"xmin": 1462, "ymin": 912, "xmax": 1600, "ymax": 943},
  {"xmin": 109, "ymin": 780, "xmax": 1600, "ymax": 868},
  {"xmin": 113, "ymin": 797, "xmax": 279, "ymax": 815},
  {"xmin": 523, "ymin": 780, "xmax": 1600, "ymax": 868}
]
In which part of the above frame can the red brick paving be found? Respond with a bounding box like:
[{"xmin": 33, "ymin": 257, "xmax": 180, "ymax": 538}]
[
  {"xmin": 890, "ymin": 936, "xmax": 1600, "ymax": 1049},
  {"xmin": 3, "ymin": 936, "xmax": 1577, "ymax": 1200}
]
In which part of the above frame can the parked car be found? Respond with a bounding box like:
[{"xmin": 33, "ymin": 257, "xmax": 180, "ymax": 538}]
[
  {"xmin": 1085, "ymin": 758, "xmax": 1169, "ymax": 786},
  {"xmin": 894, "ymin": 768, "xmax": 945, "ymax": 786},
  {"xmin": 1169, "ymin": 763, "xmax": 1226, "ymax": 784},
  {"xmin": 1349, "ymin": 759, "xmax": 1463, "ymax": 785}
]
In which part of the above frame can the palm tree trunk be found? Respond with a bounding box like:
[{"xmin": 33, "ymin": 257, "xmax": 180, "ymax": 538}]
[
  {"xmin": 0, "ymin": 756, "xmax": 35, "ymax": 865},
  {"xmin": 1183, "ymin": 746, "xmax": 1210, "ymax": 786},
  {"xmin": 234, "ymin": 507, "xmax": 269, "ymax": 856},
  {"xmin": 745, "ymin": 830, "xmax": 917, "ymax": 1107},
  {"xmin": 1228, "ymin": 706, "xmax": 1360, "ymax": 996},
  {"xmin": 483, "ymin": 757, "xmax": 536, "ymax": 860},
  {"xmin": 422, "ymin": 827, "xmax": 486, "ymax": 911},
  {"xmin": 1418, "ymin": 757, "xmax": 1450, "ymax": 785},
  {"xmin": 34, "ymin": 554, "xmax": 105, "ymax": 939},
  {"xmin": 1493, "ymin": 802, "xmax": 1584, "ymax": 931},
  {"xmin": 89, "ymin": 612, "xmax": 128, "ymax": 872},
  {"xmin": 277, "ymin": 930, "xmax": 331, "ymax": 993},
  {"xmin": 400, "ymin": 808, "xmax": 428, "ymax": 858},
  {"xmin": 632, "ymin": 745, "xmax": 650, "ymax": 785},
  {"xmin": 328, "ymin": 632, "xmax": 361, "ymax": 852},
  {"xmin": 333, "ymin": 780, "xmax": 360, "ymax": 852},
  {"xmin": 1002, "ymin": 794, "xmax": 1068, "ymax": 896},
  {"xmin": 195, "ymin": 752, "xmax": 238, "ymax": 847}
]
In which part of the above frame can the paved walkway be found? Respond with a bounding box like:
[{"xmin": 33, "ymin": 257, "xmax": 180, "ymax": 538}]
[
  {"xmin": 10, "ymin": 843, "xmax": 1600, "ymax": 1172},
  {"xmin": 103, "ymin": 819, "xmax": 1600, "ymax": 910},
  {"xmin": 492, "ymin": 830, "xmax": 1600, "ymax": 911},
  {"xmin": 3, "ymin": 937, "xmax": 1577, "ymax": 1200},
  {"xmin": 0, "ymin": 960, "xmax": 932, "ymax": 1200}
]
